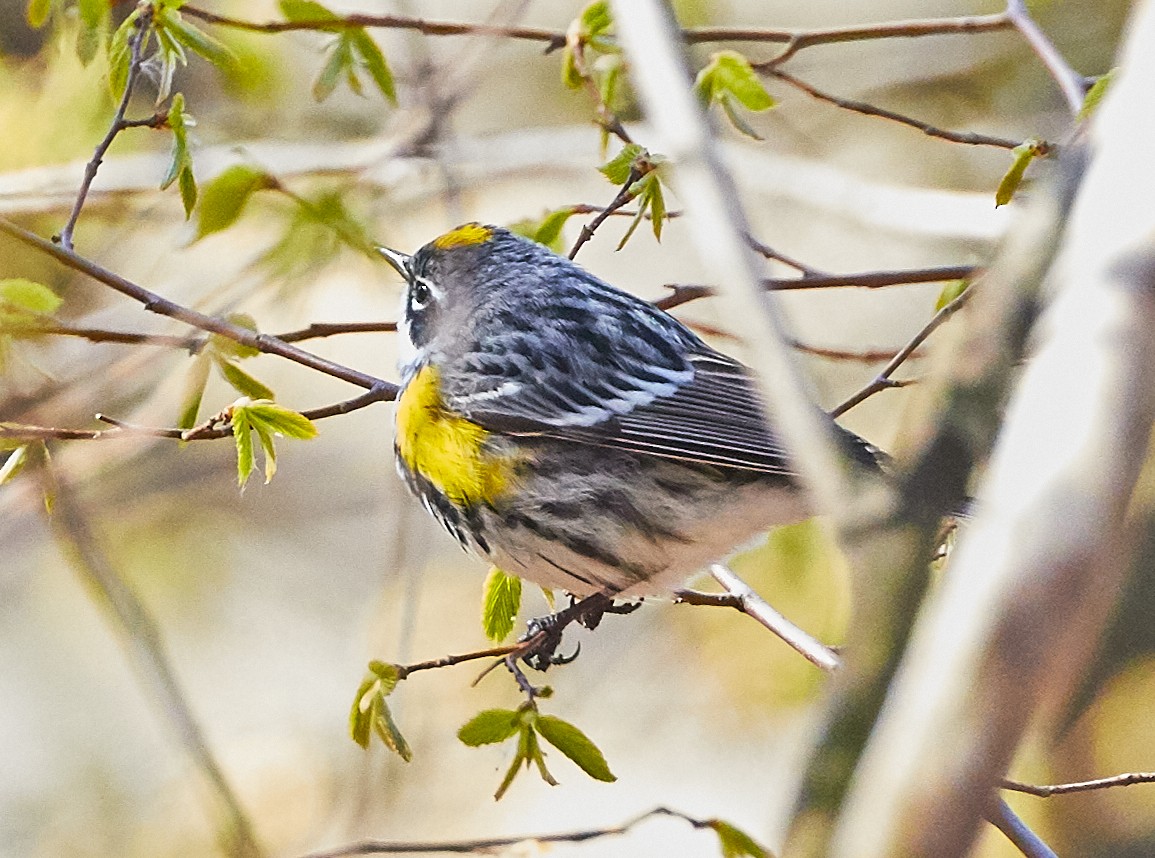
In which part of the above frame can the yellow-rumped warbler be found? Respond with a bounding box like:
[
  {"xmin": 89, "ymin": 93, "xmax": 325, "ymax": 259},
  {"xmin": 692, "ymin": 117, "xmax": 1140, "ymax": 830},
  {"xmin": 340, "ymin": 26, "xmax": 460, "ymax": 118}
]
[{"xmin": 378, "ymin": 223, "xmax": 881, "ymax": 604}]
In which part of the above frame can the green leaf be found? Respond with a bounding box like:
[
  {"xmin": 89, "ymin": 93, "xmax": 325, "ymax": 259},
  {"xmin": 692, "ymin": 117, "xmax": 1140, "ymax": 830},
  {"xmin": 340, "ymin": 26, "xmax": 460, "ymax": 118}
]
[
  {"xmin": 160, "ymin": 8, "xmax": 237, "ymax": 70},
  {"xmin": 1078, "ymin": 69, "xmax": 1116, "ymax": 122},
  {"xmin": 231, "ymin": 402, "xmax": 256, "ymax": 487},
  {"xmin": 196, "ymin": 165, "xmax": 275, "ymax": 240},
  {"xmin": 244, "ymin": 401, "xmax": 318, "ymax": 440},
  {"xmin": 313, "ymin": 36, "xmax": 352, "ymax": 102},
  {"xmin": 995, "ymin": 139, "xmax": 1045, "ymax": 208},
  {"xmin": 162, "ymin": 93, "xmax": 198, "ymax": 218},
  {"xmin": 26, "ymin": 0, "xmax": 52, "ymax": 28},
  {"xmin": 349, "ymin": 675, "xmax": 378, "ymax": 749},
  {"xmin": 457, "ymin": 709, "xmax": 521, "ymax": 746},
  {"xmin": 216, "ymin": 356, "xmax": 275, "ymax": 401},
  {"xmin": 524, "ymin": 725, "xmax": 558, "ymax": 788},
  {"xmin": 367, "ymin": 660, "xmax": 401, "ymax": 694},
  {"xmin": 176, "ymin": 350, "xmax": 212, "ymax": 430},
  {"xmin": 535, "ymin": 715, "xmax": 616, "ymax": 782},
  {"xmin": 482, "ymin": 566, "xmax": 522, "ymax": 642},
  {"xmin": 279, "ymin": 0, "xmax": 338, "ymax": 23},
  {"xmin": 0, "ymin": 445, "xmax": 29, "ymax": 486},
  {"xmin": 934, "ymin": 279, "xmax": 970, "ymax": 311},
  {"xmin": 0, "ymin": 279, "xmax": 62, "ymax": 316},
  {"xmin": 347, "ymin": 29, "xmax": 396, "ymax": 103},
  {"xmin": 76, "ymin": 0, "xmax": 107, "ymax": 65},
  {"xmin": 580, "ymin": 1, "xmax": 612, "ymax": 39},
  {"xmin": 561, "ymin": 44, "xmax": 583, "ymax": 89},
  {"xmin": 494, "ymin": 744, "xmax": 527, "ymax": 801},
  {"xmin": 646, "ymin": 173, "xmax": 666, "ymax": 241},
  {"xmin": 108, "ymin": 10, "xmax": 140, "ymax": 98},
  {"xmin": 695, "ymin": 51, "xmax": 775, "ymax": 112},
  {"xmin": 599, "ymin": 142, "xmax": 643, "ymax": 185},
  {"xmin": 209, "ymin": 313, "xmax": 261, "ymax": 360},
  {"xmin": 709, "ymin": 820, "xmax": 772, "ymax": 858},
  {"xmin": 720, "ymin": 96, "xmax": 764, "ymax": 140},
  {"xmin": 372, "ymin": 696, "xmax": 413, "ymax": 761}
]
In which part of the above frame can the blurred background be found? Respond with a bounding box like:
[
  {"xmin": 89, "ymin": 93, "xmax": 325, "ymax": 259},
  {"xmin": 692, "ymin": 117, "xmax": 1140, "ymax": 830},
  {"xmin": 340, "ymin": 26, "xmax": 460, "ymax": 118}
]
[{"xmin": 0, "ymin": 0, "xmax": 1145, "ymax": 856}]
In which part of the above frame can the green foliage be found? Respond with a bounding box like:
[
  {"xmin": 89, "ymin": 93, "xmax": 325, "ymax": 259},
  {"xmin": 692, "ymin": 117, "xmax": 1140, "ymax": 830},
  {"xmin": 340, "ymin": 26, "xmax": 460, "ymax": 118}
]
[
  {"xmin": 458, "ymin": 702, "xmax": 615, "ymax": 800},
  {"xmin": 0, "ymin": 279, "xmax": 63, "ymax": 374},
  {"xmin": 349, "ymin": 661, "xmax": 411, "ymax": 761},
  {"xmin": 709, "ymin": 819, "xmax": 773, "ymax": 858},
  {"xmin": 1078, "ymin": 69, "xmax": 1116, "ymax": 122},
  {"xmin": 195, "ymin": 165, "xmax": 278, "ymax": 240},
  {"xmin": 25, "ymin": 0, "xmax": 52, "ymax": 28},
  {"xmin": 995, "ymin": 138, "xmax": 1046, "ymax": 208},
  {"xmin": 561, "ymin": 1, "xmax": 615, "ymax": 89},
  {"xmin": 259, "ymin": 188, "xmax": 377, "ymax": 282},
  {"xmin": 0, "ymin": 279, "xmax": 63, "ymax": 317},
  {"xmin": 934, "ymin": 278, "xmax": 970, "ymax": 311},
  {"xmin": 0, "ymin": 440, "xmax": 52, "ymax": 509},
  {"xmin": 76, "ymin": 0, "xmax": 108, "ymax": 65},
  {"xmin": 176, "ymin": 315, "xmax": 282, "ymax": 429},
  {"xmin": 600, "ymin": 145, "xmax": 669, "ymax": 248},
  {"xmin": 161, "ymin": 93, "xmax": 198, "ymax": 218},
  {"xmin": 279, "ymin": 0, "xmax": 395, "ymax": 103},
  {"xmin": 0, "ymin": 444, "xmax": 31, "ymax": 486},
  {"xmin": 229, "ymin": 398, "xmax": 318, "ymax": 487},
  {"xmin": 694, "ymin": 51, "xmax": 776, "ymax": 139},
  {"xmin": 482, "ymin": 567, "xmax": 523, "ymax": 642},
  {"xmin": 508, "ymin": 208, "xmax": 582, "ymax": 253},
  {"xmin": 177, "ymin": 351, "xmax": 213, "ymax": 431}
]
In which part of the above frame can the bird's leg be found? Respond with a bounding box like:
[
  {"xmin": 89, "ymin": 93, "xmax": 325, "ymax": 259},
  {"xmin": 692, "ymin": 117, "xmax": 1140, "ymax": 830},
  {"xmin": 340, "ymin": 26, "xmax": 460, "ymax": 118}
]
[{"xmin": 516, "ymin": 592, "xmax": 642, "ymax": 671}]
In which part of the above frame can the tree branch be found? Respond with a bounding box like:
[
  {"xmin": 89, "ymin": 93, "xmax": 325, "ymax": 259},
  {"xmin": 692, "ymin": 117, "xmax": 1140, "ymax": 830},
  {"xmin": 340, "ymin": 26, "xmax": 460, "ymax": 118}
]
[
  {"xmin": 1005, "ymin": 0, "xmax": 1087, "ymax": 116},
  {"xmin": 1002, "ymin": 771, "xmax": 1155, "ymax": 797}
]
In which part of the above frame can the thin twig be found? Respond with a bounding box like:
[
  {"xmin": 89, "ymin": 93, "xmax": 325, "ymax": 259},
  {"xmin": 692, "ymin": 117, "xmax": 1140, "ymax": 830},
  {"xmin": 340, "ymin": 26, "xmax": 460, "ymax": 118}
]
[
  {"xmin": 830, "ymin": 284, "xmax": 974, "ymax": 418},
  {"xmin": 1005, "ymin": 0, "xmax": 1087, "ymax": 115},
  {"xmin": 0, "ymin": 217, "xmax": 393, "ymax": 394},
  {"xmin": 568, "ymin": 170, "xmax": 641, "ymax": 259},
  {"xmin": 182, "ymin": 5, "xmax": 567, "ymax": 50},
  {"xmin": 43, "ymin": 466, "xmax": 265, "ymax": 856},
  {"xmin": 678, "ymin": 564, "xmax": 842, "ymax": 673},
  {"xmin": 393, "ymin": 644, "xmax": 521, "ymax": 679},
  {"xmin": 987, "ymin": 799, "xmax": 1059, "ymax": 858},
  {"xmin": 763, "ymin": 68, "xmax": 1032, "ymax": 152},
  {"xmin": 1002, "ymin": 772, "xmax": 1155, "ymax": 797},
  {"xmin": 746, "ymin": 235, "xmax": 822, "ymax": 275},
  {"xmin": 766, "ymin": 264, "xmax": 979, "ymax": 291},
  {"xmin": 296, "ymin": 806, "xmax": 718, "ymax": 858},
  {"xmin": 58, "ymin": 8, "xmax": 153, "ymax": 250}
]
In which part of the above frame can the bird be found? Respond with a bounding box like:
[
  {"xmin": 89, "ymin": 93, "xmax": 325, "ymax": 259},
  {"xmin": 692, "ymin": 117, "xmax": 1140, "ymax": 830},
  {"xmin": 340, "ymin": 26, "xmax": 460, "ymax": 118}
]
[{"xmin": 377, "ymin": 223, "xmax": 883, "ymax": 634}]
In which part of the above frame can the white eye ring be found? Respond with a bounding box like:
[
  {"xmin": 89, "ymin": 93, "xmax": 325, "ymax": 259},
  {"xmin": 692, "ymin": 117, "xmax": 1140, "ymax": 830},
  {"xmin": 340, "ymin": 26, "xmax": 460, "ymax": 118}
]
[{"xmin": 409, "ymin": 278, "xmax": 435, "ymax": 311}]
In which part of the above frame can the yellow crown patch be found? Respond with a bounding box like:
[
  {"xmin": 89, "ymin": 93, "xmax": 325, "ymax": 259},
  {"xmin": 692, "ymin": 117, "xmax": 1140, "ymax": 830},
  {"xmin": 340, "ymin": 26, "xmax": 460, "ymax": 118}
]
[{"xmin": 432, "ymin": 222, "xmax": 493, "ymax": 250}]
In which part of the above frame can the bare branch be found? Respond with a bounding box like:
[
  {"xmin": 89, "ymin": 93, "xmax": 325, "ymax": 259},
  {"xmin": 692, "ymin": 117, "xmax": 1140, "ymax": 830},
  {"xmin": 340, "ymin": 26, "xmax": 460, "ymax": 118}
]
[
  {"xmin": 675, "ymin": 564, "xmax": 841, "ymax": 673},
  {"xmin": 59, "ymin": 8, "xmax": 154, "ymax": 250},
  {"xmin": 1002, "ymin": 772, "xmax": 1155, "ymax": 797},
  {"xmin": 0, "ymin": 217, "xmax": 393, "ymax": 395},
  {"xmin": 987, "ymin": 799, "xmax": 1059, "ymax": 858},
  {"xmin": 763, "ymin": 68, "xmax": 1034, "ymax": 152},
  {"xmin": 831, "ymin": 284, "xmax": 973, "ymax": 418},
  {"xmin": 1006, "ymin": 0, "xmax": 1087, "ymax": 115},
  {"xmin": 295, "ymin": 806, "xmax": 718, "ymax": 858},
  {"xmin": 568, "ymin": 170, "xmax": 642, "ymax": 259},
  {"xmin": 766, "ymin": 264, "xmax": 979, "ymax": 291}
]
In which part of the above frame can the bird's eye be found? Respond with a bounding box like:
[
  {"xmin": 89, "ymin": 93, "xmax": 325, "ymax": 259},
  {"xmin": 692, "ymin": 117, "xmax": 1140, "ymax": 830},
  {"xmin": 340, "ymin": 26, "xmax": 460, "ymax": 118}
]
[{"xmin": 410, "ymin": 280, "xmax": 433, "ymax": 310}]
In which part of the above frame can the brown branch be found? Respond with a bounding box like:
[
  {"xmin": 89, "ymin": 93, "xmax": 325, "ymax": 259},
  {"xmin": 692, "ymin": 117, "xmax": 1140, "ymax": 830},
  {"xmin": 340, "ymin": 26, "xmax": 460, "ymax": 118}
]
[
  {"xmin": 766, "ymin": 264, "xmax": 980, "ymax": 290},
  {"xmin": 1002, "ymin": 772, "xmax": 1155, "ymax": 798},
  {"xmin": 763, "ymin": 68, "xmax": 1033, "ymax": 152},
  {"xmin": 729, "ymin": 13, "xmax": 1013, "ymax": 66},
  {"xmin": 0, "ymin": 217, "xmax": 394, "ymax": 395},
  {"xmin": 568, "ymin": 169, "xmax": 642, "ymax": 259},
  {"xmin": 182, "ymin": 5, "xmax": 567, "ymax": 50},
  {"xmin": 296, "ymin": 806, "xmax": 720, "ymax": 858},
  {"xmin": 830, "ymin": 283, "xmax": 974, "ymax": 417},
  {"xmin": 393, "ymin": 644, "xmax": 522, "ymax": 680},
  {"xmin": 747, "ymin": 235, "xmax": 822, "ymax": 275},
  {"xmin": 1005, "ymin": 0, "xmax": 1087, "ymax": 115},
  {"xmin": 59, "ymin": 8, "xmax": 153, "ymax": 251}
]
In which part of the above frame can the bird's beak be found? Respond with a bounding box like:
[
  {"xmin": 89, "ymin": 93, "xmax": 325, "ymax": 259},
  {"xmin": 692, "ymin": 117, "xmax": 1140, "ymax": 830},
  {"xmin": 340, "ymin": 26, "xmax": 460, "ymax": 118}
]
[{"xmin": 376, "ymin": 246, "xmax": 412, "ymax": 279}]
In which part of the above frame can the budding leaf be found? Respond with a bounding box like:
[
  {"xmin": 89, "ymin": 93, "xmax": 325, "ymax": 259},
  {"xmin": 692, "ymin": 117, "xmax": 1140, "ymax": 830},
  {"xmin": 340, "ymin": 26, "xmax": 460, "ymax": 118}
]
[
  {"xmin": 482, "ymin": 566, "xmax": 522, "ymax": 642},
  {"xmin": 599, "ymin": 143, "xmax": 643, "ymax": 185},
  {"xmin": 709, "ymin": 820, "xmax": 772, "ymax": 858},
  {"xmin": 195, "ymin": 165, "xmax": 275, "ymax": 240},
  {"xmin": 457, "ymin": 709, "xmax": 522, "ymax": 747},
  {"xmin": 695, "ymin": 51, "xmax": 775, "ymax": 139},
  {"xmin": 0, "ymin": 279, "xmax": 62, "ymax": 317},
  {"xmin": 1078, "ymin": 69, "xmax": 1116, "ymax": 122},
  {"xmin": 162, "ymin": 93, "xmax": 198, "ymax": 218},
  {"xmin": 995, "ymin": 138, "xmax": 1046, "ymax": 208},
  {"xmin": 535, "ymin": 715, "xmax": 616, "ymax": 782},
  {"xmin": 935, "ymin": 279, "xmax": 970, "ymax": 311}
]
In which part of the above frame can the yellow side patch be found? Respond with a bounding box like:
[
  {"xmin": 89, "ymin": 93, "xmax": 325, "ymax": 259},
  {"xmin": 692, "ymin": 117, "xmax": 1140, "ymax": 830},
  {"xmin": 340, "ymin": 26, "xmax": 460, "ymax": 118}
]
[
  {"xmin": 395, "ymin": 364, "xmax": 511, "ymax": 506},
  {"xmin": 432, "ymin": 222, "xmax": 493, "ymax": 250}
]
